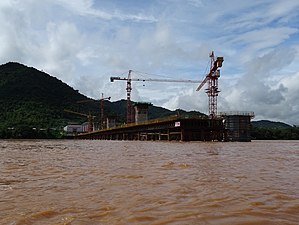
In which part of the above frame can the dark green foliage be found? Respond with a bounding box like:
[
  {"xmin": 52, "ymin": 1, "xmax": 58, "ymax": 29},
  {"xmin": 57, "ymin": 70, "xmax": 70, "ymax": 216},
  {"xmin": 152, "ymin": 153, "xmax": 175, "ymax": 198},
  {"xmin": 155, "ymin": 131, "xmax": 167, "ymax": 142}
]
[
  {"xmin": 251, "ymin": 121, "xmax": 299, "ymax": 140},
  {"xmin": 0, "ymin": 62, "xmax": 86, "ymax": 105},
  {"xmin": 1, "ymin": 126, "xmax": 63, "ymax": 139},
  {"xmin": 148, "ymin": 105, "xmax": 173, "ymax": 119},
  {"xmin": 0, "ymin": 62, "xmax": 91, "ymax": 138},
  {"xmin": 104, "ymin": 99, "xmax": 127, "ymax": 123}
]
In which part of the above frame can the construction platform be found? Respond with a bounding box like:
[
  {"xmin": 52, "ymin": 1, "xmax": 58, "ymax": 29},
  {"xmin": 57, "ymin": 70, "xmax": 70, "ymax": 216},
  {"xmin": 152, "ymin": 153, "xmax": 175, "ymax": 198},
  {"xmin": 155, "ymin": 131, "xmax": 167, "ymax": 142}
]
[{"xmin": 74, "ymin": 116, "xmax": 225, "ymax": 141}]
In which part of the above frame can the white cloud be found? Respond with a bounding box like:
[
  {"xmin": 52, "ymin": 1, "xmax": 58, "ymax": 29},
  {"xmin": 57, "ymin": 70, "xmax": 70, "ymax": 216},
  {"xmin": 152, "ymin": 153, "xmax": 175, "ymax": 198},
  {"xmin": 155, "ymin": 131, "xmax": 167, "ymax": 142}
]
[
  {"xmin": 229, "ymin": 27, "xmax": 298, "ymax": 57},
  {"xmin": 39, "ymin": 22, "xmax": 84, "ymax": 84},
  {"xmin": 221, "ymin": 47, "xmax": 298, "ymax": 124},
  {"xmin": 186, "ymin": 0, "xmax": 204, "ymax": 8},
  {"xmin": 267, "ymin": 0, "xmax": 299, "ymax": 19},
  {"xmin": 55, "ymin": 0, "xmax": 157, "ymax": 22},
  {"xmin": 1, "ymin": 0, "xmax": 299, "ymax": 124}
]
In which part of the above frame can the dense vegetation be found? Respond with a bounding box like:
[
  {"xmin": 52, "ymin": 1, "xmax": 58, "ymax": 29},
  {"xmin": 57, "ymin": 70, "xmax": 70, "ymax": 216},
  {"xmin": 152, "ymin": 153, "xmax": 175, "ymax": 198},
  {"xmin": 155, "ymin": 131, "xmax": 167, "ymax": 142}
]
[
  {"xmin": 0, "ymin": 62, "xmax": 298, "ymax": 140},
  {"xmin": 0, "ymin": 62, "xmax": 92, "ymax": 138},
  {"xmin": 251, "ymin": 126, "xmax": 299, "ymax": 140},
  {"xmin": 251, "ymin": 120, "xmax": 299, "ymax": 140}
]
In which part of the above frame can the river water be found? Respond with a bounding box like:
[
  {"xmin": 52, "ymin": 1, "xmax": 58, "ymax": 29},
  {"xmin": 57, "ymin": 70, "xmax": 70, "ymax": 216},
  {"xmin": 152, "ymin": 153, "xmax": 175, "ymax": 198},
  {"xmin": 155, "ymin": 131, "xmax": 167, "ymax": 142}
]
[{"xmin": 0, "ymin": 140, "xmax": 298, "ymax": 225}]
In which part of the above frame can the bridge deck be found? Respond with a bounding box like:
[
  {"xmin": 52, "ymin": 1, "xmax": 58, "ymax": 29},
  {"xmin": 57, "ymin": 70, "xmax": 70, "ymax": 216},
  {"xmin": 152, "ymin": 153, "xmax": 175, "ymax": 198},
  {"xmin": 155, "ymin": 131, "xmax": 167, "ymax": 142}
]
[{"xmin": 75, "ymin": 117, "xmax": 225, "ymax": 141}]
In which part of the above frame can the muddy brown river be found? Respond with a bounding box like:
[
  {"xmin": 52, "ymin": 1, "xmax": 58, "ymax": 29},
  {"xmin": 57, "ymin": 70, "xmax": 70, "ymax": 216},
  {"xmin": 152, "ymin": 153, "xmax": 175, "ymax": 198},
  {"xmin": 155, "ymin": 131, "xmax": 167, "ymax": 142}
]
[{"xmin": 0, "ymin": 140, "xmax": 298, "ymax": 224}]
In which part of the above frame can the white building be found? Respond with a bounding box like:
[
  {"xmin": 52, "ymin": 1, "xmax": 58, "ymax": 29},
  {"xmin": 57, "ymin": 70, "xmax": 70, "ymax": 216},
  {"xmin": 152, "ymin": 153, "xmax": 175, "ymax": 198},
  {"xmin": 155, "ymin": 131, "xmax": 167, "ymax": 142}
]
[{"xmin": 63, "ymin": 124, "xmax": 83, "ymax": 134}]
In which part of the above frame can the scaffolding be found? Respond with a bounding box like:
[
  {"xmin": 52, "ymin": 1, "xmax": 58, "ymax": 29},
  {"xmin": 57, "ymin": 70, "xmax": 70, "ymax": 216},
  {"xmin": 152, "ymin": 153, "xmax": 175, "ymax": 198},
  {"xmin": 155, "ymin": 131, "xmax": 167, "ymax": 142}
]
[{"xmin": 219, "ymin": 111, "xmax": 255, "ymax": 142}]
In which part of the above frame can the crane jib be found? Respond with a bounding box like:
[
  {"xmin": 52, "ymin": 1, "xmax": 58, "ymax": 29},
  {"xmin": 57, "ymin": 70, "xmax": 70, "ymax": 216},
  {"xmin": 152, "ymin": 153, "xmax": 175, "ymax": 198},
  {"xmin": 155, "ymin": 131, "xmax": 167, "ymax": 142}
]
[{"xmin": 110, "ymin": 76, "xmax": 200, "ymax": 83}]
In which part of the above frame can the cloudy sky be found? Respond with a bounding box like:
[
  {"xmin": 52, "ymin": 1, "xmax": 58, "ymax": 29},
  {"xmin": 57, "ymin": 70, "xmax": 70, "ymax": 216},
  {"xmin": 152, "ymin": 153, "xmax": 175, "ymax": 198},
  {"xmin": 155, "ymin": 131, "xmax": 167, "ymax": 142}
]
[{"xmin": 1, "ymin": 0, "xmax": 299, "ymax": 124}]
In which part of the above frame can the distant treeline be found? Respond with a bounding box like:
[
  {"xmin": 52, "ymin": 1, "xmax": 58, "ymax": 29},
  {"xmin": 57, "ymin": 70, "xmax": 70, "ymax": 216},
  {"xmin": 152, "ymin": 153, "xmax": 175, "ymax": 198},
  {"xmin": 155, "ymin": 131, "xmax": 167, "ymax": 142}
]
[
  {"xmin": 0, "ymin": 126, "xmax": 63, "ymax": 139},
  {"xmin": 251, "ymin": 126, "xmax": 299, "ymax": 140},
  {"xmin": 1, "ymin": 125, "xmax": 299, "ymax": 140}
]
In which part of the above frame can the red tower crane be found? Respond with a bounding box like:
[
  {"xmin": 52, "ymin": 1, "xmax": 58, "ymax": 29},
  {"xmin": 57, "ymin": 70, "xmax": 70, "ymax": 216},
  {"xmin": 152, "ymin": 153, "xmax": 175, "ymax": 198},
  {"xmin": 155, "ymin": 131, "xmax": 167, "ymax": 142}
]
[
  {"xmin": 196, "ymin": 51, "xmax": 224, "ymax": 118},
  {"xmin": 110, "ymin": 71, "xmax": 201, "ymax": 124}
]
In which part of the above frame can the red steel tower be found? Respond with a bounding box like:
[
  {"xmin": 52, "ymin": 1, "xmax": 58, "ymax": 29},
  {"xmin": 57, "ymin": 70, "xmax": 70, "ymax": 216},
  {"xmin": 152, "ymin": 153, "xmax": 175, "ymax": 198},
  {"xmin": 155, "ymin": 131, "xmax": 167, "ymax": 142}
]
[{"xmin": 196, "ymin": 51, "xmax": 224, "ymax": 118}]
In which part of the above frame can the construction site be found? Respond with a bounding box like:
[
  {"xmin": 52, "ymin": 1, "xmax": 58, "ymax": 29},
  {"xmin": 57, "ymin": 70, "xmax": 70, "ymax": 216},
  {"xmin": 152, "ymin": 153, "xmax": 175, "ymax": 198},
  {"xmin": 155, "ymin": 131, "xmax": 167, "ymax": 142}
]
[{"xmin": 65, "ymin": 51, "xmax": 255, "ymax": 142}]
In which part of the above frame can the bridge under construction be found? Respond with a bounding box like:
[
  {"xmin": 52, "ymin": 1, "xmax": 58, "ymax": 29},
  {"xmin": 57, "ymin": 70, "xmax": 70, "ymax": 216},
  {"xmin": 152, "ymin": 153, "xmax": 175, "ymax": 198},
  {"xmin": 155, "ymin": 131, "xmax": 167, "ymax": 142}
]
[
  {"xmin": 74, "ymin": 116, "xmax": 225, "ymax": 141},
  {"xmin": 68, "ymin": 51, "xmax": 254, "ymax": 142}
]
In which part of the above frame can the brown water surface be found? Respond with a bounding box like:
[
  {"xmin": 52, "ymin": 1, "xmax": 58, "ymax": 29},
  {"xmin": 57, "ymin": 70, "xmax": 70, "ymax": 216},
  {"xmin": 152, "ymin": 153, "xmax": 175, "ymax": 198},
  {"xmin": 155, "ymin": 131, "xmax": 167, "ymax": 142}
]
[{"xmin": 0, "ymin": 140, "xmax": 298, "ymax": 224}]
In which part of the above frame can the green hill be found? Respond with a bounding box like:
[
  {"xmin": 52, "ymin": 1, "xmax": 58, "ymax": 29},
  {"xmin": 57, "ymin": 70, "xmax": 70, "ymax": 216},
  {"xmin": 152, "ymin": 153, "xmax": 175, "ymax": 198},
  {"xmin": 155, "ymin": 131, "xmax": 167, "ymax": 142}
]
[
  {"xmin": 0, "ymin": 62, "xmax": 88, "ymax": 127},
  {"xmin": 251, "ymin": 120, "xmax": 299, "ymax": 140},
  {"xmin": 0, "ymin": 62, "xmax": 98, "ymax": 137},
  {"xmin": 252, "ymin": 120, "xmax": 291, "ymax": 129}
]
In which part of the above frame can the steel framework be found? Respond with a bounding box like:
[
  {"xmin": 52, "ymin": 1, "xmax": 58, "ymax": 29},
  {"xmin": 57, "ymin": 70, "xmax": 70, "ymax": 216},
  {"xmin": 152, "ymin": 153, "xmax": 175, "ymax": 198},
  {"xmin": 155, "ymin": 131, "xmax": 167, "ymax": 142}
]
[{"xmin": 196, "ymin": 51, "xmax": 224, "ymax": 118}]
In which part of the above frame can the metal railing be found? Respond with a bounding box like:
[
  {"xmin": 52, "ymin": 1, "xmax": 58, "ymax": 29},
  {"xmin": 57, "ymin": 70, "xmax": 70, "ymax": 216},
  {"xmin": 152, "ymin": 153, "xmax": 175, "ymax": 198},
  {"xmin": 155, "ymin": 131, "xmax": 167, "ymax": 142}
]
[{"xmin": 218, "ymin": 111, "xmax": 255, "ymax": 117}]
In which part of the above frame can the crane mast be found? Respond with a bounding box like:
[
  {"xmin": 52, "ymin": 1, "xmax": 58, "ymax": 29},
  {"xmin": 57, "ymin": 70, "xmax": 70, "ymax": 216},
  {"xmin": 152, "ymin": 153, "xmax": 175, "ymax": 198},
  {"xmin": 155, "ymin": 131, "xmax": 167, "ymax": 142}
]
[
  {"xmin": 125, "ymin": 70, "xmax": 133, "ymax": 123},
  {"xmin": 110, "ymin": 77, "xmax": 201, "ymax": 83}
]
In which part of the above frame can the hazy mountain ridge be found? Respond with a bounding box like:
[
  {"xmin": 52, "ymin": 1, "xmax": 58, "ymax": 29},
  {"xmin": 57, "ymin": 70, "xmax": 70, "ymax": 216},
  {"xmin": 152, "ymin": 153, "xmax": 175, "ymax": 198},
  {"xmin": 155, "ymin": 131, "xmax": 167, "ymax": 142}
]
[{"xmin": 252, "ymin": 120, "xmax": 291, "ymax": 129}]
